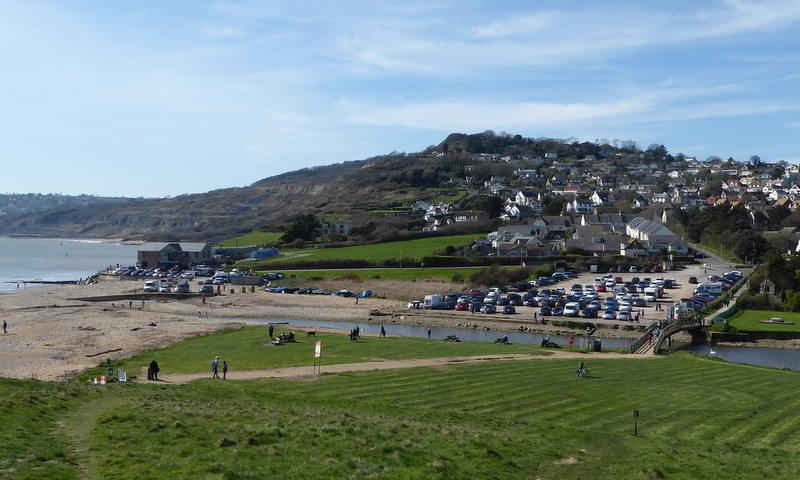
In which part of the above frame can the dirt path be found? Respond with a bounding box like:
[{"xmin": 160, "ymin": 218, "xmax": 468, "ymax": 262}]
[
  {"xmin": 141, "ymin": 351, "xmax": 658, "ymax": 385},
  {"xmin": 57, "ymin": 396, "xmax": 128, "ymax": 480}
]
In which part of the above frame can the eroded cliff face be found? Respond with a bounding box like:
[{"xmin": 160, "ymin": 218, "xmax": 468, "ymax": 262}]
[
  {"xmin": 0, "ymin": 181, "xmax": 341, "ymax": 241},
  {"xmin": 0, "ymin": 153, "xmax": 431, "ymax": 241}
]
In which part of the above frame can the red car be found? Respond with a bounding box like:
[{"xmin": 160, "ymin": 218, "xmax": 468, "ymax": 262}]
[{"xmin": 455, "ymin": 302, "xmax": 469, "ymax": 311}]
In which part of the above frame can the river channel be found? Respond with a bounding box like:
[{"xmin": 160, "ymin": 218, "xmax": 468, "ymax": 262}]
[{"xmin": 247, "ymin": 318, "xmax": 800, "ymax": 372}]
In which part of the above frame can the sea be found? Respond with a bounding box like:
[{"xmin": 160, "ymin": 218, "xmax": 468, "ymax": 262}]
[{"xmin": 0, "ymin": 237, "xmax": 140, "ymax": 293}]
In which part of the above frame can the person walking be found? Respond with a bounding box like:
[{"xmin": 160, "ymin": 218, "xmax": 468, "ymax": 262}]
[
  {"xmin": 380, "ymin": 325, "xmax": 386, "ymax": 337},
  {"xmin": 268, "ymin": 324, "xmax": 274, "ymax": 339},
  {"xmin": 212, "ymin": 356, "xmax": 219, "ymax": 378},
  {"xmin": 427, "ymin": 327, "xmax": 431, "ymax": 339},
  {"xmin": 2, "ymin": 320, "xmax": 7, "ymax": 334},
  {"xmin": 222, "ymin": 361, "xmax": 228, "ymax": 380},
  {"xmin": 149, "ymin": 358, "xmax": 160, "ymax": 381}
]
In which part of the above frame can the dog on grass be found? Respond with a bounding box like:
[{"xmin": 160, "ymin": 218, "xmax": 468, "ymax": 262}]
[{"xmin": 307, "ymin": 331, "xmax": 316, "ymax": 337}]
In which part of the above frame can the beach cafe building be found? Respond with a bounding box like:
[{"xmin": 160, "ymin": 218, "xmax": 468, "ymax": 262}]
[{"xmin": 137, "ymin": 242, "xmax": 213, "ymax": 269}]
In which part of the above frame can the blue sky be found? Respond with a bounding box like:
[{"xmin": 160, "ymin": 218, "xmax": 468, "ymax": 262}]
[{"xmin": 1, "ymin": 0, "xmax": 799, "ymax": 198}]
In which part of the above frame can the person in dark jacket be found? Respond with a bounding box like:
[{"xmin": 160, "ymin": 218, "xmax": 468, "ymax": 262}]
[{"xmin": 149, "ymin": 358, "xmax": 160, "ymax": 381}]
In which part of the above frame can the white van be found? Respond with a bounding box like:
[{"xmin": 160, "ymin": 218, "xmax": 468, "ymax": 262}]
[
  {"xmin": 643, "ymin": 287, "xmax": 658, "ymax": 302},
  {"xmin": 423, "ymin": 294, "xmax": 445, "ymax": 309},
  {"xmin": 695, "ymin": 282, "xmax": 722, "ymax": 296},
  {"xmin": 143, "ymin": 280, "xmax": 158, "ymax": 293},
  {"xmin": 563, "ymin": 302, "xmax": 580, "ymax": 317}
]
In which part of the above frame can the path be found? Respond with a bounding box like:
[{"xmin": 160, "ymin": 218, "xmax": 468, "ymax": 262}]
[
  {"xmin": 141, "ymin": 351, "xmax": 658, "ymax": 385},
  {"xmin": 58, "ymin": 397, "xmax": 128, "ymax": 480}
]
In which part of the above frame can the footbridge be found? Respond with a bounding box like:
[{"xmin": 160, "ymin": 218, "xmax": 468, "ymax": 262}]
[{"xmin": 630, "ymin": 318, "xmax": 707, "ymax": 355}]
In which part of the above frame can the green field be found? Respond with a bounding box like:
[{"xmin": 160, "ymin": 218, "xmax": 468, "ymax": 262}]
[
  {"xmin": 729, "ymin": 309, "xmax": 800, "ymax": 333},
  {"xmin": 259, "ymin": 233, "xmax": 482, "ymax": 264},
  {"xmin": 217, "ymin": 231, "xmax": 283, "ymax": 247},
  {"xmin": 274, "ymin": 267, "xmax": 488, "ymax": 282},
  {"xmin": 4, "ymin": 328, "xmax": 800, "ymax": 478}
]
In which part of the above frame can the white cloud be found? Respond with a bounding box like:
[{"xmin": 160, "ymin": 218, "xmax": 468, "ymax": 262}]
[{"xmin": 341, "ymin": 97, "xmax": 654, "ymax": 132}]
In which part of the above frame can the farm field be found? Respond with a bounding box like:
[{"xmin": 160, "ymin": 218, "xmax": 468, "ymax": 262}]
[{"xmin": 3, "ymin": 329, "xmax": 800, "ymax": 479}]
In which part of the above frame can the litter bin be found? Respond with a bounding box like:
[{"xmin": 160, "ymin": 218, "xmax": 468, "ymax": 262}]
[
  {"xmin": 147, "ymin": 368, "xmax": 153, "ymax": 380},
  {"xmin": 593, "ymin": 340, "xmax": 602, "ymax": 352}
]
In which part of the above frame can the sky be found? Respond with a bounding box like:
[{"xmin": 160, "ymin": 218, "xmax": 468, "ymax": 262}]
[{"xmin": 1, "ymin": 0, "xmax": 799, "ymax": 198}]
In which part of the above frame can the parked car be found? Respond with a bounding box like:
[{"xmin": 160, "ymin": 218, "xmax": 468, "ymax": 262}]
[
  {"xmin": 689, "ymin": 276, "xmax": 698, "ymax": 284},
  {"xmin": 502, "ymin": 305, "xmax": 516, "ymax": 314},
  {"xmin": 481, "ymin": 304, "xmax": 496, "ymax": 314},
  {"xmin": 455, "ymin": 302, "xmax": 469, "ymax": 311},
  {"xmin": 199, "ymin": 284, "xmax": 214, "ymax": 295}
]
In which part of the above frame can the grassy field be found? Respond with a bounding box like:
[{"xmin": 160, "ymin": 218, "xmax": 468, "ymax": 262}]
[
  {"xmin": 272, "ymin": 266, "xmax": 488, "ymax": 282},
  {"xmin": 257, "ymin": 234, "xmax": 482, "ymax": 264},
  {"xmin": 115, "ymin": 326, "xmax": 542, "ymax": 374},
  {"xmin": 217, "ymin": 231, "xmax": 283, "ymax": 247},
  {"xmin": 4, "ymin": 330, "xmax": 800, "ymax": 478},
  {"xmin": 728, "ymin": 309, "xmax": 800, "ymax": 332}
]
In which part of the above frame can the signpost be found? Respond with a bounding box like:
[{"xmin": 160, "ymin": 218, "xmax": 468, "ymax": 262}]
[
  {"xmin": 313, "ymin": 341, "xmax": 322, "ymax": 374},
  {"xmin": 633, "ymin": 409, "xmax": 639, "ymax": 436}
]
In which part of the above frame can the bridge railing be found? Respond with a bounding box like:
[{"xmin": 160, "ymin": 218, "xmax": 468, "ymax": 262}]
[
  {"xmin": 629, "ymin": 322, "xmax": 660, "ymax": 353},
  {"xmin": 652, "ymin": 318, "xmax": 705, "ymax": 353}
]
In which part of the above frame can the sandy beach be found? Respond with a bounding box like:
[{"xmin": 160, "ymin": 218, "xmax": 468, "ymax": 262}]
[{"xmin": 2, "ymin": 262, "xmax": 789, "ymax": 381}]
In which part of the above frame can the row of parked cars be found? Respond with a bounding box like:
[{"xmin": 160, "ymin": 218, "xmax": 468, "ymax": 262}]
[
  {"xmin": 418, "ymin": 270, "xmax": 670, "ymax": 321},
  {"xmin": 417, "ymin": 270, "xmax": 587, "ymax": 315},
  {"xmin": 680, "ymin": 271, "xmax": 743, "ymax": 310}
]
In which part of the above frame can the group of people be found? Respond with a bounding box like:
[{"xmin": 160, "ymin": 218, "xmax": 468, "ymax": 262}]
[
  {"xmin": 349, "ymin": 326, "xmax": 361, "ymax": 341},
  {"xmin": 147, "ymin": 356, "xmax": 229, "ymax": 381},
  {"xmin": 211, "ymin": 356, "xmax": 228, "ymax": 379}
]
